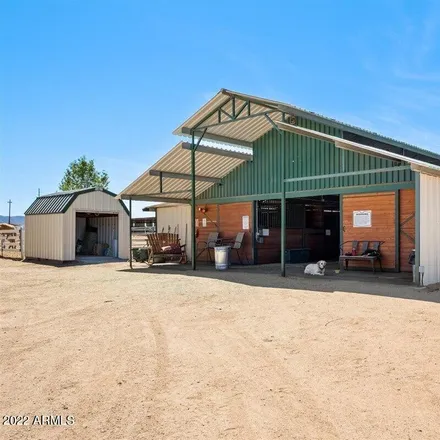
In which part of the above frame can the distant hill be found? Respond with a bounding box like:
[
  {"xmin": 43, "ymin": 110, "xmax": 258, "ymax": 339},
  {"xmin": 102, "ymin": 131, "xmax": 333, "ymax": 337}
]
[{"xmin": 0, "ymin": 215, "xmax": 25, "ymax": 225}]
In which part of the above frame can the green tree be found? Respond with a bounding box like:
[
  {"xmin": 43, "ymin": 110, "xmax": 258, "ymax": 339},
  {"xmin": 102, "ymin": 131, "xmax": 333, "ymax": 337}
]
[{"xmin": 59, "ymin": 156, "xmax": 109, "ymax": 191}]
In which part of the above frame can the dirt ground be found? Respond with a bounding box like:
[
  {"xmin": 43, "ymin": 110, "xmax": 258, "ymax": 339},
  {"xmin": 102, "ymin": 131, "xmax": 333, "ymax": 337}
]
[{"xmin": 1, "ymin": 259, "xmax": 440, "ymax": 440}]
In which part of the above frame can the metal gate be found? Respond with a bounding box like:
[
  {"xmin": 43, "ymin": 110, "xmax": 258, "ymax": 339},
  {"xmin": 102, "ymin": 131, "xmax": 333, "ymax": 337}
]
[{"xmin": 0, "ymin": 226, "xmax": 23, "ymax": 259}]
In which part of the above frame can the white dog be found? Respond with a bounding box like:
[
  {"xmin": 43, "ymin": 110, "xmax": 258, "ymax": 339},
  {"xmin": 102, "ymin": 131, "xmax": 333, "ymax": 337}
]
[{"xmin": 304, "ymin": 260, "xmax": 327, "ymax": 276}]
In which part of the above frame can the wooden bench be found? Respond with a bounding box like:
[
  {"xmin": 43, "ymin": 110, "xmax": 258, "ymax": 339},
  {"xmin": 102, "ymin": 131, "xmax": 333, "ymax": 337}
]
[
  {"xmin": 145, "ymin": 232, "xmax": 187, "ymax": 266},
  {"xmin": 339, "ymin": 240, "xmax": 384, "ymax": 272}
]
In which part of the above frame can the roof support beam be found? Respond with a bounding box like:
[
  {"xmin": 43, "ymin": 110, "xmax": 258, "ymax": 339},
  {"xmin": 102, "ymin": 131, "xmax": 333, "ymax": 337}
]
[
  {"xmin": 193, "ymin": 96, "xmax": 231, "ymax": 130},
  {"xmin": 180, "ymin": 127, "xmax": 252, "ymax": 148},
  {"xmin": 120, "ymin": 195, "xmax": 190, "ymax": 203},
  {"xmin": 142, "ymin": 190, "xmax": 192, "ymax": 196},
  {"xmin": 149, "ymin": 169, "xmax": 222, "ymax": 184},
  {"xmin": 284, "ymin": 165, "xmax": 411, "ymax": 183},
  {"xmin": 235, "ymin": 101, "xmax": 249, "ymax": 119},
  {"xmin": 196, "ymin": 110, "xmax": 279, "ymax": 131},
  {"xmin": 221, "ymin": 89, "xmax": 280, "ymax": 111},
  {"xmin": 181, "ymin": 142, "xmax": 253, "ymax": 161},
  {"xmin": 265, "ymin": 113, "xmax": 281, "ymax": 133}
]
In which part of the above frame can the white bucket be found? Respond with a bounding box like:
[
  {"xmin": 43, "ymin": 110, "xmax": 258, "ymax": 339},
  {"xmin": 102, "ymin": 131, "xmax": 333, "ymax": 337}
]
[{"xmin": 214, "ymin": 246, "xmax": 230, "ymax": 270}]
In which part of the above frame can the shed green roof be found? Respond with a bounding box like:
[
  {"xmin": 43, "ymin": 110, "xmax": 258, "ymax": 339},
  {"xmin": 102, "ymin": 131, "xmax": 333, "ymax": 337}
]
[{"xmin": 25, "ymin": 187, "xmax": 128, "ymax": 215}]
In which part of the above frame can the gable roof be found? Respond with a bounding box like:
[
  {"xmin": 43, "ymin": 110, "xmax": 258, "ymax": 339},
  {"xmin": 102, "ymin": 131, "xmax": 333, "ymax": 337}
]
[
  {"xmin": 25, "ymin": 187, "xmax": 128, "ymax": 216},
  {"xmin": 173, "ymin": 89, "xmax": 440, "ymax": 165}
]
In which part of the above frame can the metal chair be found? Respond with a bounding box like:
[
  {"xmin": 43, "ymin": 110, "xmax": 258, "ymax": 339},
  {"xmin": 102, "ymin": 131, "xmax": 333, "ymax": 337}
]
[
  {"xmin": 221, "ymin": 232, "xmax": 249, "ymax": 265},
  {"xmin": 196, "ymin": 232, "xmax": 220, "ymax": 262}
]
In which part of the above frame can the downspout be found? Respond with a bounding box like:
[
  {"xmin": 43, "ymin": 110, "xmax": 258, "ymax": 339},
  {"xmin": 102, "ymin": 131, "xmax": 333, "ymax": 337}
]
[
  {"xmin": 281, "ymin": 130, "xmax": 286, "ymax": 277},
  {"xmin": 191, "ymin": 132, "xmax": 197, "ymax": 270},
  {"xmin": 415, "ymin": 172, "xmax": 420, "ymax": 285}
]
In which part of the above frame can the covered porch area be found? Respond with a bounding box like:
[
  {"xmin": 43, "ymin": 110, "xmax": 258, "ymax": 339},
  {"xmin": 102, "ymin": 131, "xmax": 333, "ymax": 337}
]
[{"xmin": 118, "ymin": 89, "xmax": 440, "ymax": 285}]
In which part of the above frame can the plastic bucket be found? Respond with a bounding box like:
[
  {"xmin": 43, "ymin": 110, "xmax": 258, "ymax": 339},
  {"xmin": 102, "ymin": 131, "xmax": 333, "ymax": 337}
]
[{"xmin": 214, "ymin": 246, "xmax": 230, "ymax": 270}]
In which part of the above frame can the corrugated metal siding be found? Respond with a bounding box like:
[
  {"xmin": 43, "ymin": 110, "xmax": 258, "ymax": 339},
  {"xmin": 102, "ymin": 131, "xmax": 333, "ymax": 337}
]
[
  {"xmin": 156, "ymin": 205, "xmax": 192, "ymax": 261},
  {"xmin": 63, "ymin": 191, "xmax": 130, "ymax": 260},
  {"xmin": 420, "ymin": 173, "xmax": 440, "ymax": 285},
  {"xmin": 89, "ymin": 216, "xmax": 119, "ymax": 253},
  {"xmin": 75, "ymin": 216, "xmax": 118, "ymax": 251},
  {"xmin": 24, "ymin": 214, "xmax": 64, "ymax": 260},
  {"xmin": 199, "ymin": 118, "xmax": 414, "ymax": 200}
]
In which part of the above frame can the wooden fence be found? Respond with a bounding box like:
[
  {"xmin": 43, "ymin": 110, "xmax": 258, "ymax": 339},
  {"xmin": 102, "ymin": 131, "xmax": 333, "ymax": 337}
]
[{"xmin": 0, "ymin": 227, "xmax": 23, "ymax": 259}]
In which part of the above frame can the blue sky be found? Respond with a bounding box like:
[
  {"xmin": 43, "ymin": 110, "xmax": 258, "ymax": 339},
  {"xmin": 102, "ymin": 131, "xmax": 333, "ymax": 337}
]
[{"xmin": 2, "ymin": 0, "xmax": 440, "ymax": 217}]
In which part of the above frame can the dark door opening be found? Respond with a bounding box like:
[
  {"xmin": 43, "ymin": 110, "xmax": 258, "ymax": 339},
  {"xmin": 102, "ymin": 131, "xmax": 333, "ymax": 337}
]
[
  {"xmin": 256, "ymin": 195, "xmax": 340, "ymax": 264},
  {"xmin": 75, "ymin": 212, "xmax": 119, "ymax": 257}
]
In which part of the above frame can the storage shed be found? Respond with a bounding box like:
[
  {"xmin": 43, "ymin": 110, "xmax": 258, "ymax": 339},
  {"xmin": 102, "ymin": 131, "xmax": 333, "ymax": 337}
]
[{"xmin": 25, "ymin": 187, "xmax": 129, "ymax": 261}]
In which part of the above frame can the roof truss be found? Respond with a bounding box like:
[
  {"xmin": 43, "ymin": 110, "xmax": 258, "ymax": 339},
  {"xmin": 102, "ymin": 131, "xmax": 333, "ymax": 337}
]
[
  {"xmin": 180, "ymin": 126, "xmax": 253, "ymax": 148},
  {"xmin": 148, "ymin": 169, "xmax": 222, "ymax": 184},
  {"xmin": 180, "ymin": 142, "xmax": 252, "ymax": 161}
]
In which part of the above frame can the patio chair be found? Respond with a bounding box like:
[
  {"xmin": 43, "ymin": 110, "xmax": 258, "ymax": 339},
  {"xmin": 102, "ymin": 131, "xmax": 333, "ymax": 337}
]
[
  {"xmin": 196, "ymin": 232, "xmax": 220, "ymax": 262},
  {"xmin": 221, "ymin": 232, "xmax": 249, "ymax": 265}
]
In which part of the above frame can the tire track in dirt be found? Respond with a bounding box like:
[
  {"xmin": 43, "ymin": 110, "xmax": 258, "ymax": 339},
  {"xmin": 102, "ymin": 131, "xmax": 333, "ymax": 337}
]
[
  {"xmin": 216, "ymin": 326, "xmax": 341, "ymax": 439},
  {"xmin": 142, "ymin": 316, "xmax": 170, "ymax": 438}
]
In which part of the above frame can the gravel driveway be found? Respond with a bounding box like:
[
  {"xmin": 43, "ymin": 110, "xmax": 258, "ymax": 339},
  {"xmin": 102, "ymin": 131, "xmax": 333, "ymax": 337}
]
[{"xmin": 1, "ymin": 258, "xmax": 440, "ymax": 440}]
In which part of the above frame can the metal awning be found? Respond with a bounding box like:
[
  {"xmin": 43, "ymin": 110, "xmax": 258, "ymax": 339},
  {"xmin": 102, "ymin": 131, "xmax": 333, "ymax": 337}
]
[
  {"xmin": 117, "ymin": 141, "xmax": 252, "ymax": 202},
  {"xmin": 173, "ymin": 90, "xmax": 287, "ymax": 147},
  {"xmin": 173, "ymin": 89, "xmax": 440, "ymax": 165},
  {"xmin": 275, "ymin": 121, "xmax": 440, "ymax": 178}
]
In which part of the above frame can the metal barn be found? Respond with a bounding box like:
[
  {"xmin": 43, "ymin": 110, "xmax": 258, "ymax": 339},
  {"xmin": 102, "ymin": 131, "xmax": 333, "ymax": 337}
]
[
  {"xmin": 118, "ymin": 89, "xmax": 440, "ymax": 286},
  {"xmin": 25, "ymin": 187, "xmax": 130, "ymax": 261}
]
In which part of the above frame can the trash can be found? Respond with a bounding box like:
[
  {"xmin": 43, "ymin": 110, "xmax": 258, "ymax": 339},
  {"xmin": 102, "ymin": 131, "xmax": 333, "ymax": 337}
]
[{"xmin": 214, "ymin": 246, "xmax": 230, "ymax": 270}]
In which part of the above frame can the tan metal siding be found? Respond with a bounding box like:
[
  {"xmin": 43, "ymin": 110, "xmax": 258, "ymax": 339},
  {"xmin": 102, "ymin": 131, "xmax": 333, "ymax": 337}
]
[
  {"xmin": 117, "ymin": 211, "xmax": 130, "ymax": 259},
  {"xmin": 156, "ymin": 205, "xmax": 192, "ymax": 261},
  {"xmin": 63, "ymin": 191, "xmax": 129, "ymax": 260},
  {"xmin": 420, "ymin": 173, "xmax": 440, "ymax": 285},
  {"xmin": 24, "ymin": 214, "xmax": 64, "ymax": 260},
  {"xmin": 89, "ymin": 216, "xmax": 118, "ymax": 255}
]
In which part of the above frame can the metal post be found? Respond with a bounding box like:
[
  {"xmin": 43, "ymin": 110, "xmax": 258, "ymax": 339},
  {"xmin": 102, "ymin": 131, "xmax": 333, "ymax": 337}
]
[
  {"xmin": 191, "ymin": 132, "xmax": 197, "ymax": 270},
  {"xmin": 415, "ymin": 172, "xmax": 420, "ymax": 285},
  {"xmin": 7, "ymin": 199, "xmax": 12, "ymax": 224},
  {"xmin": 281, "ymin": 130, "xmax": 286, "ymax": 277},
  {"xmin": 19, "ymin": 227, "xmax": 23, "ymax": 260},
  {"xmin": 339, "ymin": 195, "xmax": 343, "ymax": 251},
  {"xmin": 394, "ymin": 190, "xmax": 400, "ymax": 272},
  {"xmin": 129, "ymin": 197, "xmax": 133, "ymax": 269},
  {"xmin": 252, "ymin": 201, "xmax": 257, "ymax": 265}
]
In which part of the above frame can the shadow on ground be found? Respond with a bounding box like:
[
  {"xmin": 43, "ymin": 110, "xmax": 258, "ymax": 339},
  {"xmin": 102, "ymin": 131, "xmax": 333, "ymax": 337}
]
[
  {"xmin": 119, "ymin": 261, "xmax": 440, "ymax": 304},
  {"xmin": 22, "ymin": 256, "xmax": 125, "ymax": 267}
]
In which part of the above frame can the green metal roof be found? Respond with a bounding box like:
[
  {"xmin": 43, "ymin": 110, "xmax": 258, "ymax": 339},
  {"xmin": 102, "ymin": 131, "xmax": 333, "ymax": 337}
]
[{"xmin": 25, "ymin": 187, "xmax": 128, "ymax": 216}]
